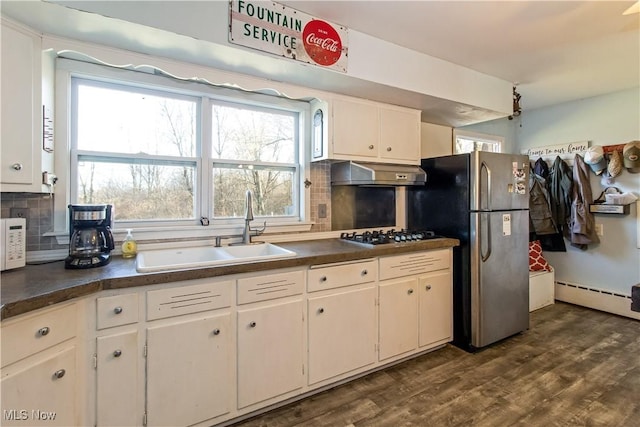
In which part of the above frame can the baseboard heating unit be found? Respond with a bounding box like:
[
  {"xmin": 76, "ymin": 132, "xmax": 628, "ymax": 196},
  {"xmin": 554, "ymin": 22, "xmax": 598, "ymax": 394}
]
[{"xmin": 555, "ymin": 281, "xmax": 640, "ymax": 321}]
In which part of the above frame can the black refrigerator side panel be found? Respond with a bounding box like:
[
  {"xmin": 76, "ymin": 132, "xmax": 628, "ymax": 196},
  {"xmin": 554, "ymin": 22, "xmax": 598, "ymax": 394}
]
[
  {"xmin": 407, "ymin": 154, "xmax": 473, "ymax": 350},
  {"xmin": 407, "ymin": 155, "xmax": 470, "ymax": 239}
]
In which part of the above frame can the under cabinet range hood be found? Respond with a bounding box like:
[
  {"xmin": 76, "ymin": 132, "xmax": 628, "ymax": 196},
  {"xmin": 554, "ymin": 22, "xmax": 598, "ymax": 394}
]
[{"xmin": 331, "ymin": 161, "xmax": 427, "ymax": 186}]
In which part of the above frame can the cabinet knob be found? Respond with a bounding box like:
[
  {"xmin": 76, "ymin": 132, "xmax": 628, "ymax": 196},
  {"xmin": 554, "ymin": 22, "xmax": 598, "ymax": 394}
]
[
  {"xmin": 386, "ymin": 147, "xmax": 392, "ymax": 152},
  {"xmin": 113, "ymin": 350, "xmax": 122, "ymax": 358},
  {"xmin": 213, "ymin": 328, "xmax": 221, "ymax": 335},
  {"xmin": 318, "ymin": 308, "xmax": 324, "ymax": 314},
  {"xmin": 37, "ymin": 326, "xmax": 50, "ymax": 337},
  {"xmin": 425, "ymin": 284, "xmax": 432, "ymax": 291},
  {"xmin": 113, "ymin": 306, "xmax": 123, "ymax": 314},
  {"xmin": 320, "ymin": 276, "xmax": 327, "ymax": 282},
  {"xmin": 361, "ymin": 269, "xmax": 368, "ymax": 276},
  {"xmin": 249, "ymin": 321, "xmax": 257, "ymax": 328},
  {"xmin": 408, "ymin": 289, "xmax": 414, "ymax": 295},
  {"xmin": 11, "ymin": 163, "xmax": 23, "ymax": 171},
  {"xmin": 53, "ymin": 369, "xmax": 66, "ymax": 379},
  {"xmin": 368, "ymin": 145, "xmax": 374, "ymax": 150}
]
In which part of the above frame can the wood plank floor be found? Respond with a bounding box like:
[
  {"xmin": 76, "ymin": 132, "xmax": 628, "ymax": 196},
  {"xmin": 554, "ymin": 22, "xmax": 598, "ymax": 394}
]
[{"xmin": 230, "ymin": 302, "xmax": 640, "ymax": 427}]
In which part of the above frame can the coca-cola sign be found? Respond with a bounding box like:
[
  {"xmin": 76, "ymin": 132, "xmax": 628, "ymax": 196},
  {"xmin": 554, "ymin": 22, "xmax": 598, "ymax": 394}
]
[
  {"xmin": 302, "ymin": 20, "xmax": 343, "ymax": 66},
  {"xmin": 229, "ymin": 0, "xmax": 348, "ymax": 72}
]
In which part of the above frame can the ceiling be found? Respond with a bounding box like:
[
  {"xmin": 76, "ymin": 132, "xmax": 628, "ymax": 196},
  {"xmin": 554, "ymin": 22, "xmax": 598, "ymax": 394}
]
[
  {"xmin": 280, "ymin": 0, "xmax": 640, "ymax": 111},
  {"xmin": 1, "ymin": 1, "xmax": 638, "ymax": 124}
]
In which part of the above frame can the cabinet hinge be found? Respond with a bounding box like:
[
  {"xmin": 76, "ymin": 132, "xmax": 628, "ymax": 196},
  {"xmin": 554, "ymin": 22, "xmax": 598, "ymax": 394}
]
[
  {"xmin": 302, "ymin": 364, "xmax": 305, "ymax": 375},
  {"xmin": 143, "ymin": 344, "xmax": 147, "ymax": 358},
  {"xmin": 142, "ymin": 412, "xmax": 147, "ymax": 426},
  {"xmin": 93, "ymin": 354, "xmax": 97, "ymax": 369}
]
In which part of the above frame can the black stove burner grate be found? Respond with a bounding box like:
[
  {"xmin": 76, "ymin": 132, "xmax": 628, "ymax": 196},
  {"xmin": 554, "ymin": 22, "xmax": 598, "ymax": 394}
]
[{"xmin": 340, "ymin": 229, "xmax": 438, "ymax": 245}]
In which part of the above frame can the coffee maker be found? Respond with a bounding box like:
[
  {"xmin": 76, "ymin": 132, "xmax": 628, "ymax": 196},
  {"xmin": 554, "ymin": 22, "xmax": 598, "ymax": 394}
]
[{"xmin": 65, "ymin": 204, "xmax": 115, "ymax": 269}]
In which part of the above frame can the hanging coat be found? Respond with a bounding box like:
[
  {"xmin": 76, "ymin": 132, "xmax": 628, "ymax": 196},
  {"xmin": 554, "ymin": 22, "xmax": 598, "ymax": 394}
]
[
  {"xmin": 569, "ymin": 154, "xmax": 600, "ymax": 250},
  {"xmin": 529, "ymin": 170, "xmax": 557, "ymax": 236},
  {"xmin": 548, "ymin": 156, "xmax": 573, "ymax": 231}
]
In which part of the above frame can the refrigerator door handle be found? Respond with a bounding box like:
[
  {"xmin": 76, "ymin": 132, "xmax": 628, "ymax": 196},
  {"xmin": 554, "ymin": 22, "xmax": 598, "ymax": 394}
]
[
  {"xmin": 481, "ymin": 161, "xmax": 492, "ymax": 211},
  {"xmin": 481, "ymin": 212, "xmax": 492, "ymax": 262}
]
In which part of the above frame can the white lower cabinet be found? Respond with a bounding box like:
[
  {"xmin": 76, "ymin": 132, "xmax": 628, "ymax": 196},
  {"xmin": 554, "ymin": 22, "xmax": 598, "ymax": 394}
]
[
  {"xmin": 77, "ymin": 249, "xmax": 452, "ymax": 426},
  {"xmin": 146, "ymin": 313, "xmax": 232, "ymax": 426},
  {"xmin": 237, "ymin": 299, "xmax": 304, "ymax": 408},
  {"xmin": 418, "ymin": 270, "xmax": 453, "ymax": 347},
  {"xmin": 378, "ymin": 278, "xmax": 418, "ymax": 361},
  {"xmin": 1, "ymin": 303, "xmax": 79, "ymax": 427},
  {"xmin": 96, "ymin": 330, "xmax": 138, "ymax": 427},
  {"xmin": 307, "ymin": 286, "xmax": 377, "ymax": 384},
  {"xmin": 1, "ymin": 347, "xmax": 76, "ymax": 427}
]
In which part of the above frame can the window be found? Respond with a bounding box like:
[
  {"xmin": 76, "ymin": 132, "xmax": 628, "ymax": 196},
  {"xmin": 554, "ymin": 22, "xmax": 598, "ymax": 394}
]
[
  {"xmin": 453, "ymin": 130, "xmax": 503, "ymax": 154},
  {"xmin": 67, "ymin": 61, "xmax": 307, "ymax": 229}
]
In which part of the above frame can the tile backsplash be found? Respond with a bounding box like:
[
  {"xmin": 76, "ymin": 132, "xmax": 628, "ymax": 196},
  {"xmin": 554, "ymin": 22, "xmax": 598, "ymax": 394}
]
[
  {"xmin": 309, "ymin": 161, "xmax": 332, "ymax": 232},
  {"xmin": 0, "ymin": 193, "xmax": 65, "ymax": 252}
]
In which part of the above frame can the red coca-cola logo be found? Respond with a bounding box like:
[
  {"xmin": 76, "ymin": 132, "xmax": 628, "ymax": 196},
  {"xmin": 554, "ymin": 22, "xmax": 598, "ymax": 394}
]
[{"xmin": 302, "ymin": 20, "xmax": 342, "ymax": 66}]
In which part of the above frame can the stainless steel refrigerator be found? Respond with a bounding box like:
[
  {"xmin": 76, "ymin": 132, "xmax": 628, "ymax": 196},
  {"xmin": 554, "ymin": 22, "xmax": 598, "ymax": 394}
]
[{"xmin": 408, "ymin": 151, "xmax": 530, "ymax": 351}]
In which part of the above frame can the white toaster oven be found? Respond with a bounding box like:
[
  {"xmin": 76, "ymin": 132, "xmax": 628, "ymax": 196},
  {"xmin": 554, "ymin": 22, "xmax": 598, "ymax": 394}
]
[{"xmin": 1, "ymin": 218, "xmax": 26, "ymax": 271}]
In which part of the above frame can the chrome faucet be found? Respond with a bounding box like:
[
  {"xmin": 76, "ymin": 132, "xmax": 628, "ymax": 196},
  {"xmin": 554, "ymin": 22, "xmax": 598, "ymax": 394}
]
[{"xmin": 242, "ymin": 190, "xmax": 265, "ymax": 244}]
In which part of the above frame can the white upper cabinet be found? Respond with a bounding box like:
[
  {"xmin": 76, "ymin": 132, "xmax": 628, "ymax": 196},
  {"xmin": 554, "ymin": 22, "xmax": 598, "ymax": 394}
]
[
  {"xmin": 312, "ymin": 97, "xmax": 421, "ymax": 165},
  {"xmin": 0, "ymin": 19, "xmax": 54, "ymax": 193}
]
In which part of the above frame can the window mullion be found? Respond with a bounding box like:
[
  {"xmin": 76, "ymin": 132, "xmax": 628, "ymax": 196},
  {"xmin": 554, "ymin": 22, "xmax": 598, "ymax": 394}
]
[{"xmin": 200, "ymin": 97, "xmax": 213, "ymax": 221}]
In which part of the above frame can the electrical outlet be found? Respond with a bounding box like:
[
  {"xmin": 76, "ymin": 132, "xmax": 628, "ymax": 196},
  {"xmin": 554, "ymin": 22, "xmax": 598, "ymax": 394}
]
[
  {"xmin": 595, "ymin": 223, "xmax": 603, "ymax": 236},
  {"xmin": 10, "ymin": 207, "xmax": 29, "ymax": 229},
  {"xmin": 318, "ymin": 204, "xmax": 327, "ymax": 218}
]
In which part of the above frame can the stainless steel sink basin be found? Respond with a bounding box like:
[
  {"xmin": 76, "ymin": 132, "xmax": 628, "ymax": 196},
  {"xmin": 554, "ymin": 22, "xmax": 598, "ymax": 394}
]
[{"xmin": 136, "ymin": 243, "xmax": 296, "ymax": 273}]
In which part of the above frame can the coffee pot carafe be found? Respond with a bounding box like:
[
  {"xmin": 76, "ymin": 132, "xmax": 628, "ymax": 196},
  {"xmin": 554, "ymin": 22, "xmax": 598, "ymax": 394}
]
[{"xmin": 65, "ymin": 204, "xmax": 115, "ymax": 269}]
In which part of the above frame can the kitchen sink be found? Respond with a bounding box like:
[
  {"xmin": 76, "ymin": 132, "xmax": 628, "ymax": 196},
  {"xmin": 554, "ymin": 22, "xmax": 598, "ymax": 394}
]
[{"xmin": 136, "ymin": 243, "xmax": 296, "ymax": 273}]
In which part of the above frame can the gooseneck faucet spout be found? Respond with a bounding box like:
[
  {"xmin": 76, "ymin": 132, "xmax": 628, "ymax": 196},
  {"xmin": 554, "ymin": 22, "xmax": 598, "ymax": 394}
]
[{"xmin": 242, "ymin": 190, "xmax": 265, "ymax": 244}]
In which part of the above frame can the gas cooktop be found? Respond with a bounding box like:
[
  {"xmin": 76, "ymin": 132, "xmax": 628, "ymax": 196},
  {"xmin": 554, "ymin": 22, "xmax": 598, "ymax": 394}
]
[{"xmin": 339, "ymin": 229, "xmax": 439, "ymax": 245}]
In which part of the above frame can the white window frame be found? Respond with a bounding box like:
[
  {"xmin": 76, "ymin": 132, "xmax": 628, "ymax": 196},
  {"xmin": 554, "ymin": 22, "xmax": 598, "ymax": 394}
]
[
  {"xmin": 51, "ymin": 58, "xmax": 312, "ymax": 242},
  {"xmin": 453, "ymin": 129, "xmax": 503, "ymax": 154}
]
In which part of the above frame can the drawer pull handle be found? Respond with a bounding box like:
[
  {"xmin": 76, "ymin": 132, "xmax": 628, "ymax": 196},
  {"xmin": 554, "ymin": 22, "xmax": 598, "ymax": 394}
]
[
  {"xmin": 113, "ymin": 350, "xmax": 122, "ymax": 358},
  {"xmin": 318, "ymin": 308, "xmax": 324, "ymax": 314},
  {"xmin": 213, "ymin": 328, "xmax": 221, "ymax": 335},
  {"xmin": 12, "ymin": 163, "xmax": 23, "ymax": 171},
  {"xmin": 387, "ymin": 147, "xmax": 392, "ymax": 152},
  {"xmin": 320, "ymin": 276, "xmax": 327, "ymax": 282},
  {"xmin": 425, "ymin": 285, "xmax": 432, "ymax": 291},
  {"xmin": 38, "ymin": 327, "xmax": 50, "ymax": 337},
  {"xmin": 53, "ymin": 369, "xmax": 66, "ymax": 379},
  {"xmin": 113, "ymin": 306, "xmax": 123, "ymax": 314},
  {"xmin": 361, "ymin": 269, "xmax": 368, "ymax": 276},
  {"xmin": 368, "ymin": 145, "xmax": 374, "ymax": 150},
  {"xmin": 249, "ymin": 321, "xmax": 257, "ymax": 328},
  {"xmin": 408, "ymin": 289, "xmax": 414, "ymax": 295}
]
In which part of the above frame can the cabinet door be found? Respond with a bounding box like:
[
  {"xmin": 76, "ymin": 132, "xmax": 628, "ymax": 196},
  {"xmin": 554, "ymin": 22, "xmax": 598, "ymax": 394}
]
[
  {"xmin": 1, "ymin": 347, "xmax": 76, "ymax": 427},
  {"xmin": 379, "ymin": 107, "xmax": 420, "ymax": 162},
  {"xmin": 308, "ymin": 286, "xmax": 377, "ymax": 384},
  {"xmin": 237, "ymin": 299, "xmax": 304, "ymax": 409},
  {"xmin": 146, "ymin": 313, "xmax": 231, "ymax": 426},
  {"xmin": 332, "ymin": 98, "xmax": 378, "ymax": 158},
  {"xmin": 378, "ymin": 278, "xmax": 418, "ymax": 361},
  {"xmin": 418, "ymin": 270, "xmax": 453, "ymax": 347},
  {"xmin": 1, "ymin": 23, "xmax": 37, "ymax": 185},
  {"xmin": 96, "ymin": 331, "xmax": 139, "ymax": 427}
]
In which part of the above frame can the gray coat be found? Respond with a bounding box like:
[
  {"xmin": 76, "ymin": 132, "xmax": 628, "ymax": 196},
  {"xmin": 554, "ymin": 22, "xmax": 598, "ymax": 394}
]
[{"xmin": 570, "ymin": 154, "xmax": 600, "ymax": 249}]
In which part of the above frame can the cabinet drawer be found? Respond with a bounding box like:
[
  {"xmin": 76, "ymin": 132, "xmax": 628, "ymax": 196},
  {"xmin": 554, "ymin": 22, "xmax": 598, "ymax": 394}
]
[
  {"xmin": 308, "ymin": 259, "xmax": 377, "ymax": 292},
  {"xmin": 379, "ymin": 249, "xmax": 450, "ymax": 281},
  {"xmin": 238, "ymin": 270, "xmax": 304, "ymax": 304},
  {"xmin": 96, "ymin": 293, "xmax": 139, "ymax": 330},
  {"xmin": 147, "ymin": 280, "xmax": 233, "ymax": 321},
  {"xmin": 1, "ymin": 304, "xmax": 76, "ymax": 367}
]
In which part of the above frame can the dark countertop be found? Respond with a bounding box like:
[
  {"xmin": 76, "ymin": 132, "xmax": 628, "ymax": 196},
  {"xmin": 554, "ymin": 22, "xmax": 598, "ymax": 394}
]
[{"xmin": 0, "ymin": 237, "xmax": 459, "ymax": 320}]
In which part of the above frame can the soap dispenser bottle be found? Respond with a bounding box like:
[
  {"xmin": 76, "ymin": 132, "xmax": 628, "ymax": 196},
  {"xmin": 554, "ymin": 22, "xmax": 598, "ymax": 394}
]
[{"xmin": 121, "ymin": 229, "xmax": 137, "ymax": 258}]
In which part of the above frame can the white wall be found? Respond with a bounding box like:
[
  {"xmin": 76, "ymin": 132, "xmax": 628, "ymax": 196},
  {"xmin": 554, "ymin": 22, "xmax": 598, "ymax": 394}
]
[{"xmin": 464, "ymin": 88, "xmax": 640, "ymax": 295}]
